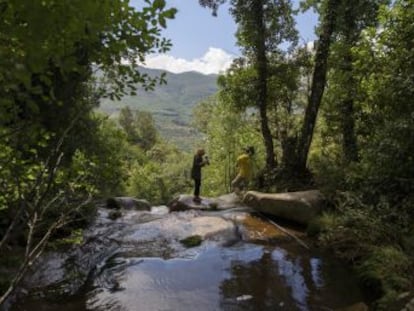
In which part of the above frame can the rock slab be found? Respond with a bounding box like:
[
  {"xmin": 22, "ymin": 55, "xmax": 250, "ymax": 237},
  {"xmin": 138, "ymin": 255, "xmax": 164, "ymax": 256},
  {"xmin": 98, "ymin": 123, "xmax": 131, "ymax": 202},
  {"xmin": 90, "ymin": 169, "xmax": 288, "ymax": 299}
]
[{"xmin": 242, "ymin": 190, "xmax": 324, "ymax": 225}]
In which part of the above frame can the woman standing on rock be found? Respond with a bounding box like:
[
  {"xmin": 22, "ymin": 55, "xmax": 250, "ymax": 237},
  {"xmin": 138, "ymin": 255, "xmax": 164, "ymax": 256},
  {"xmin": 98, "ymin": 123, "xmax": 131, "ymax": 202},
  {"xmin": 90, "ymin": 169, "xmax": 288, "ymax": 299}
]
[{"xmin": 191, "ymin": 148, "xmax": 209, "ymax": 203}]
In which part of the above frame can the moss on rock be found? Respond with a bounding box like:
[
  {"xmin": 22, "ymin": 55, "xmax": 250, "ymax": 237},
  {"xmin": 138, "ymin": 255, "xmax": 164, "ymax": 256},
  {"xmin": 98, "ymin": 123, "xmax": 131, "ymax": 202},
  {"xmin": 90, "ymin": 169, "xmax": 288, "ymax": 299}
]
[{"xmin": 179, "ymin": 235, "xmax": 203, "ymax": 248}]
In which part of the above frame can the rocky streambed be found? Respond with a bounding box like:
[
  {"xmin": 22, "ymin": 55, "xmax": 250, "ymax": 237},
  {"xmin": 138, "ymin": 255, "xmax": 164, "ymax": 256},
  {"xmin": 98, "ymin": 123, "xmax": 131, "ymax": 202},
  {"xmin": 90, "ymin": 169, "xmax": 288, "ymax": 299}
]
[{"xmin": 8, "ymin": 194, "xmax": 366, "ymax": 311}]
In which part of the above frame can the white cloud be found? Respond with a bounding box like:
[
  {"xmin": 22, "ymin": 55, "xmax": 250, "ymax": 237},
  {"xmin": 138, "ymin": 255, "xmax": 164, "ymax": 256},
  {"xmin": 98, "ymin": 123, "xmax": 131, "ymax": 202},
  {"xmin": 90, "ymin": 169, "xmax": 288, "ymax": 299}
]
[
  {"xmin": 306, "ymin": 41, "xmax": 315, "ymax": 51},
  {"xmin": 143, "ymin": 47, "xmax": 235, "ymax": 75}
]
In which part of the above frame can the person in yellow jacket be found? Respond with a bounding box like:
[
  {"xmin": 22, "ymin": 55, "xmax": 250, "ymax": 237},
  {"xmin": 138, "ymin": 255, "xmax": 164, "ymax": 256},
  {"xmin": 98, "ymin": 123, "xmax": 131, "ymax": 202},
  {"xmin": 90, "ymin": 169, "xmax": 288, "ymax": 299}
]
[{"xmin": 231, "ymin": 146, "xmax": 254, "ymax": 193}]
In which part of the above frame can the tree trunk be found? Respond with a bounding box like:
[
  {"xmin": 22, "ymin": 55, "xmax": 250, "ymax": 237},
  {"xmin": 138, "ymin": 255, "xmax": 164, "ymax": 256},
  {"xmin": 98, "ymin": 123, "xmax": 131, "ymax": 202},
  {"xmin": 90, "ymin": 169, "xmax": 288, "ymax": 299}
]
[
  {"xmin": 340, "ymin": 7, "xmax": 359, "ymax": 163},
  {"xmin": 253, "ymin": 0, "xmax": 276, "ymax": 169},
  {"xmin": 296, "ymin": 0, "xmax": 340, "ymax": 171},
  {"xmin": 341, "ymin": 99, "xmax": 358, "ymax": 162}
]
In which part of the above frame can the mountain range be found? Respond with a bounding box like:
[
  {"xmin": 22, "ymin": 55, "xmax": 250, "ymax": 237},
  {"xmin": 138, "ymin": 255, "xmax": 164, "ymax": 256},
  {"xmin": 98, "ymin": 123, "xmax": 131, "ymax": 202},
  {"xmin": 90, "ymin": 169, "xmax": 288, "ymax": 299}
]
[{"xmin": 99, "ymin": 67, "xmax": 219, "ymax": 150}]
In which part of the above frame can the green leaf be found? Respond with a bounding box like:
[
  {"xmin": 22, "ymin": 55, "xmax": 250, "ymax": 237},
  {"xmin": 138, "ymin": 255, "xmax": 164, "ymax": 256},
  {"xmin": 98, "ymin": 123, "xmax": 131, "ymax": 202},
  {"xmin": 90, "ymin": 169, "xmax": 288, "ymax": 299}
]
[
  {"xmin": 159, "ymin": 16, "xmax": 166, "ymax": 28},
  {"xmin": 163, "ymin": 8, "xmax": 177, "ymax": 19},
  {"xmin": 153, "ymin": 0, "xmax": 165, "ymax": 10}
]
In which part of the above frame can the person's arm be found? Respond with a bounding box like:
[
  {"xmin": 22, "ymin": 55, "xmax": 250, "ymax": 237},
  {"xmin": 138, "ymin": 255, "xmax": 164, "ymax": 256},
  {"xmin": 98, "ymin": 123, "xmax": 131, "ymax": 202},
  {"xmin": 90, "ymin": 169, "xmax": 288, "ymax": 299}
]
[
  {"xmin": 203, "ymin": 155, "xmax": 210, "ymax": 165},
  {"xmin": 235, "ymin": 155, "xmax": 242, "ymax": 169},
  {"xmin": 195, "ymin": 155, "xmax": 205, "ymax": 168}
]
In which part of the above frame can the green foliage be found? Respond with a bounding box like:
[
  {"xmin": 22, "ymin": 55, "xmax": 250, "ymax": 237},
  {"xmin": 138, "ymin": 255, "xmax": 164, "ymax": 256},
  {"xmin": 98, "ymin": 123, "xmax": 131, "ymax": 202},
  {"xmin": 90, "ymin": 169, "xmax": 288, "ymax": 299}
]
[
  {"xmin": 1, "ymin": 0, "xmax": 413, "ymax": 307},
  {"xmin": 52, "ymin": 229, "xmax": 84, "ymax": 248},
  {"xmin": 198, "ymin": 3, "xmax": 414, "ymax": 306},
  {"xmin": 0, "ymin": 254, "xmax": 23, "ymax": 293},
  {"xmin": 0, "ymin": 0, "xmax": 177, "ymax": 127},
  {"xmin": 354, "ymin": 1, "xmax": 414, "ymax": 194},
  {"xmin": 357, "ymin": 246, "xmax": 411, "ymax": 310},
  {"xmin": 306, "ymin": 212, "xmax": 338, "ymax": 237},
  {"xmin": 0, "ymin": 0, "xmax": 176, "ymax": 237},
  {"xmin": 313, "ymin": 189, "xmax": 414, "ymax": 307},
  {"xmin": 316, "ymin": 194, "xmax": 383, "ymax": 258},
  {"xmin": 217, "ymin": 60, "xmax": 258, "ymax": 111},
  {"xmin": 216, "ymin": 21, "xmax": 312, "ymax": 172},
  {"xmin": 309, "ymin": 134, "xmax": 349, "ymax": 193},
  {"xmin": 230, "ymin": 0, "xmax": 298, "ymax": 55},
  {"xmin": 119, "ymin": 107, "xmax": 139, "ymax": 144},
  {"xmin": 0, "ymin": 0, "xmax": 179, "ymax": 303},
  {"xmin": 0, "ymin": 0, "xmax": 178, "ymax": 211},
  {"xmin": 126, "ymin": 142, "xmax": 192, "ymax": 204},
  {"xmin": 118, "ymin": 106, "xmax": 158, "ymax": 150},
  {"xmin": 192, "ymin": 95, "xmax": 265, "ymax": 195},
  {"xmin": 74, "ymin": 114, "xmax": 129, "ymax": 196},
  {"xmin": 233, "ymin": 0, "xmax": 299, "ymax": 169}
]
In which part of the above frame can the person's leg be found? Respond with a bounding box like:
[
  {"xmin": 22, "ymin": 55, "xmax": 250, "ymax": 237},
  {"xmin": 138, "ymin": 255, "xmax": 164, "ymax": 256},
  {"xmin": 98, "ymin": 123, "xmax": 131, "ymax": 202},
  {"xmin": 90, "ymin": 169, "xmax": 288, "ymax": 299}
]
[
  {"xmin": 240, "ymin": 178, "xmax": 249, "ymax": 191},
  {"xmin": 239, "ymin": 178, "xmax": 249, "ymax": 198},
  {"xmin": 231, "ymin": 174, "xmax": 243, "ymax": 194},
  {"xmin": 193, "ymin": 178, "xmax": 201, "ymax": 201}
]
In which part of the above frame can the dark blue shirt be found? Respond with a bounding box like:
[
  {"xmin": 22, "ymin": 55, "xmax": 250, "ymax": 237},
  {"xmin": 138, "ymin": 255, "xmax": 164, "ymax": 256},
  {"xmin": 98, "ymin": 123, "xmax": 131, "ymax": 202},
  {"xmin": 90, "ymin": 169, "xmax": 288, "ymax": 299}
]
[{"xmin": 191, "ymin": 154, "xmax": 204, "ymax": 180}]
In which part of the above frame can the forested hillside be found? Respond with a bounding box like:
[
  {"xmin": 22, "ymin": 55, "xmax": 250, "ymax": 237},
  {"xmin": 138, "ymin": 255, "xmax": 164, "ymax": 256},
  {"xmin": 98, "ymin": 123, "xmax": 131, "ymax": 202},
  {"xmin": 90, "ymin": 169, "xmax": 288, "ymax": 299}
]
[{"xmin": 99, "ymin": 68, "xmax": 218, "ymax": 149}]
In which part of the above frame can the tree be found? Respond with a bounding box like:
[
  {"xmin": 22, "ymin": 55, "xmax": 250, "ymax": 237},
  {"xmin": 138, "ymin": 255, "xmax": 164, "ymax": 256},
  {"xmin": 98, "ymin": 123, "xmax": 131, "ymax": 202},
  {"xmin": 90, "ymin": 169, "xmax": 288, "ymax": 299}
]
[
  {"xmin": 322, "ymin": 0, "xmax": 388, "ymax": 164},
  {"xmin": 192, "ymin": 95, "xmax": 264, "ymax": 194},
  {"xmin": 118, "ymin": 107, "xmax": 158, "ymax": 150},
  {"xmin": 267, "ymin": 48, "xmax": 313, "ymax": 170},
  {"xmin": 353, "ymin": 0, "xmax": 414, "ymax": 196},
  {"xmin": 295, "ymin": 0, "xmax": 341, "ymax": 172},
  {"xmin": 217, "ymin": 48, "xmax": 311, "ymax": 174},
  {"xmin": 203, "ymin": 0, "xmax": 298, "ymax": 170},
  {"xmin": 0, "ymin": 0, "xmax": 176, "ymax": 304},
  {"xmin": 0, "ymin": 0, "xmax": 176, "ymax": 149},
  {"xmin": 119, "ymin": 106, "xmax": 141, "ymax": 144},
  {"xmin": 136, "ymin": 111, "xmax": 158, "ymax": 151}
]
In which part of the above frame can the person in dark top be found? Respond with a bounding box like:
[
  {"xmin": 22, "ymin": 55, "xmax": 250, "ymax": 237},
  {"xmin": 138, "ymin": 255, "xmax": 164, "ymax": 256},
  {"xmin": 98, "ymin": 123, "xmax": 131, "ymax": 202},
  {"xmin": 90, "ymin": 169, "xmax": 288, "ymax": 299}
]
[{"xmin": 191, "ymin": 148, "xmax": 209, "ymax": 203}]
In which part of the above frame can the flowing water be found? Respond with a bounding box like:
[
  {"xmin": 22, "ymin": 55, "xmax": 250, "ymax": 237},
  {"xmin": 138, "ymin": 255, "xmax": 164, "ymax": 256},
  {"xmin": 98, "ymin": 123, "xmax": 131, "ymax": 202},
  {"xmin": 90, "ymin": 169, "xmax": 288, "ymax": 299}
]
[{"xmin": 10, "ymin": 206, "xmax": 364, "ymax": 311}]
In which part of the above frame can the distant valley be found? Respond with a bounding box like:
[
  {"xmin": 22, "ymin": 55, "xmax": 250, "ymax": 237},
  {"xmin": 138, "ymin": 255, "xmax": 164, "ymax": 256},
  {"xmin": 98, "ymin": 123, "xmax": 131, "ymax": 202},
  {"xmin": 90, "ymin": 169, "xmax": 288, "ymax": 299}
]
[{"xmin": 99, "ymin": 67, "xmax": 218, "ymax": 150}]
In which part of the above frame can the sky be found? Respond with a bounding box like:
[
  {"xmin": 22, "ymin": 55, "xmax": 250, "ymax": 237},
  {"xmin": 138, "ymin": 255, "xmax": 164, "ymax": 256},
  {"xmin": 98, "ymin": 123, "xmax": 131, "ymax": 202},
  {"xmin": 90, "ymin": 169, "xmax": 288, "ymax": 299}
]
[{"xmin": 131, "ymin": 0, "xmax": 319, "ymax": 75}]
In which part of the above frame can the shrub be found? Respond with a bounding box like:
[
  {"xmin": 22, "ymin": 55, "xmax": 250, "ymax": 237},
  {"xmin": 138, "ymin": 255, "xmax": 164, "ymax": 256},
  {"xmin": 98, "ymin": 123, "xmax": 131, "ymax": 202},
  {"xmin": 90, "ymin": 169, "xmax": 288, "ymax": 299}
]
[{"xmin": 357, "ymin": 246, "xmax": 411, "ymax": 310}]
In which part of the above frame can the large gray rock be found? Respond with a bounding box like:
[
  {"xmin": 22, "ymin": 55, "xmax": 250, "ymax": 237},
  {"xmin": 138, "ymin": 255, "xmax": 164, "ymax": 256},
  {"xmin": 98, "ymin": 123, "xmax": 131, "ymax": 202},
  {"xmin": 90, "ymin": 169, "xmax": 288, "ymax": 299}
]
[
  {"xmin": 168, "ymin": 193, "xmax": 243, "ymax": 212},
  {"xmin": 242, "ymin": 190, "xmax": 324, "ymax": 225}
]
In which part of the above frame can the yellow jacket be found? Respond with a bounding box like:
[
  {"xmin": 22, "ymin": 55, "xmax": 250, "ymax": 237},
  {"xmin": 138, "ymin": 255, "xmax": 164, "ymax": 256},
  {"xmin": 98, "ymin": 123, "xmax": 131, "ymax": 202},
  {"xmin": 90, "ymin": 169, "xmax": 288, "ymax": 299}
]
[{"xmin": 236, "ymin": 153, "xmax": 252, "ymax": 178}]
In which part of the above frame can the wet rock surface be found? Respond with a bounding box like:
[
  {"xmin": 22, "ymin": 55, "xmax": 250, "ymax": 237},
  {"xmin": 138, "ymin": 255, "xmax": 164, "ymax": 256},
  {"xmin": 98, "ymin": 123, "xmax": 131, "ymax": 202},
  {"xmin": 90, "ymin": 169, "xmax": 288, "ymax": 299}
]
[
  {"xmin": 168, "ymin": 193, "xmax": 243, "ymax": 211},
  {"xmin": 10, "ymin": 196, "xmax": 367, "ymax": 311}
]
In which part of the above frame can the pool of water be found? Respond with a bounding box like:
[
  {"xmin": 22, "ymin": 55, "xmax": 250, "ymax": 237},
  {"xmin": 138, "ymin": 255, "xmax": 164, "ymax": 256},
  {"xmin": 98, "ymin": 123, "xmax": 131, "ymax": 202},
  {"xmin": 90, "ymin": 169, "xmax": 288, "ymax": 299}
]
[{"xmin": 12, "ymin": 241, "xmax": 363, "ymax": 311}]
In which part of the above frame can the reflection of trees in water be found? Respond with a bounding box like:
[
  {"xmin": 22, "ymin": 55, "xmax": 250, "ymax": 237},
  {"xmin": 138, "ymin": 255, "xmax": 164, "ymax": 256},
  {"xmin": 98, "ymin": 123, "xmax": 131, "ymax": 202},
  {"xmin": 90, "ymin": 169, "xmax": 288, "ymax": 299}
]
[{"xmin": 218, "ymin": 247, "xmax": 319, "ymax": 311}]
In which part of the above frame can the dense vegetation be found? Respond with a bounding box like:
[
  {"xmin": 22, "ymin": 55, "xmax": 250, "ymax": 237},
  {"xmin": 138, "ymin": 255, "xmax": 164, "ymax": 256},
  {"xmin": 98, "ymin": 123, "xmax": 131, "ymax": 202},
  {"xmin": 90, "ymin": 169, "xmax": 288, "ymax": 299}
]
[
  {"xmin": 0, "ymin": 0, "xmax": 413, "ymax": 310},
  {"xmin": 0, "ymin": 0, "xmax": 179, "ymax": 304},
  {"xmin": 199, "ymin": 0, "xmax": 414, "ymax": 309}
]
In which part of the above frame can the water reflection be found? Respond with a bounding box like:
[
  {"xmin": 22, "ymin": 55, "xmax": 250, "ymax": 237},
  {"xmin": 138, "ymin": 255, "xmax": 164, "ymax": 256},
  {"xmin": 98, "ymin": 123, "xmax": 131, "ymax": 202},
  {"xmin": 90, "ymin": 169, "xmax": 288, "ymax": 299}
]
[
  {"xmin": 11, "ymin": 209, "xmax": 363, "ymax": 311},
  {"xmin": 11, "ymin": 242, "xmax": 362, "ymax": 311},
  {"xmin": 219, "ymin": 244, "xmax": 362, "ymax": 311},
  {"xmin": 220, "ymin": 246, "xmax": 309, "ymax": 310},
  {"xmin": 83, "ymin": 243, "xmax": 362, "ymax": 311}
]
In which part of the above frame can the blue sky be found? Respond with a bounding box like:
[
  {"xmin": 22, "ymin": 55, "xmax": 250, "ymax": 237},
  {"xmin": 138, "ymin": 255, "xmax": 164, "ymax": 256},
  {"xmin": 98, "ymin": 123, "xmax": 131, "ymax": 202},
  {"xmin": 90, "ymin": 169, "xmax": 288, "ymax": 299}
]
[{"xmin": 132, "ymin": 0, "xmax": 318, "ymax": 74}]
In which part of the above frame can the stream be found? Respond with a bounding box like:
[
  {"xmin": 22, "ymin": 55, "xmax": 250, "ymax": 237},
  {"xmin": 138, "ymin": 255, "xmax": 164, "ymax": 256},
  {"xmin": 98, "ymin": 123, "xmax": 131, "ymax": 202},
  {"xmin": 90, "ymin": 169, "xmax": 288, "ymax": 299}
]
[{"xmin": 9, "ymin": 199, "xmax": 364, "ymax": 311}]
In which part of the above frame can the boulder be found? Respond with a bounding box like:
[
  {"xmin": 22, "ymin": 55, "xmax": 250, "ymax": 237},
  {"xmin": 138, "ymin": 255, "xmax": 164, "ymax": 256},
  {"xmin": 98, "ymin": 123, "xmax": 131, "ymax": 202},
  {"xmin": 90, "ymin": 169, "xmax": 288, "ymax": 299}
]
[
  {"xmin": 106, "ymin": 197, "xmax": 151, "ymax": 211},
  {"xmin": 168, "ymin": 193, "xmax": 242, "ymax": 212},
  {"xmin": 242, "ymin": 190, "xmax": 324, "ymax": 226}
]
